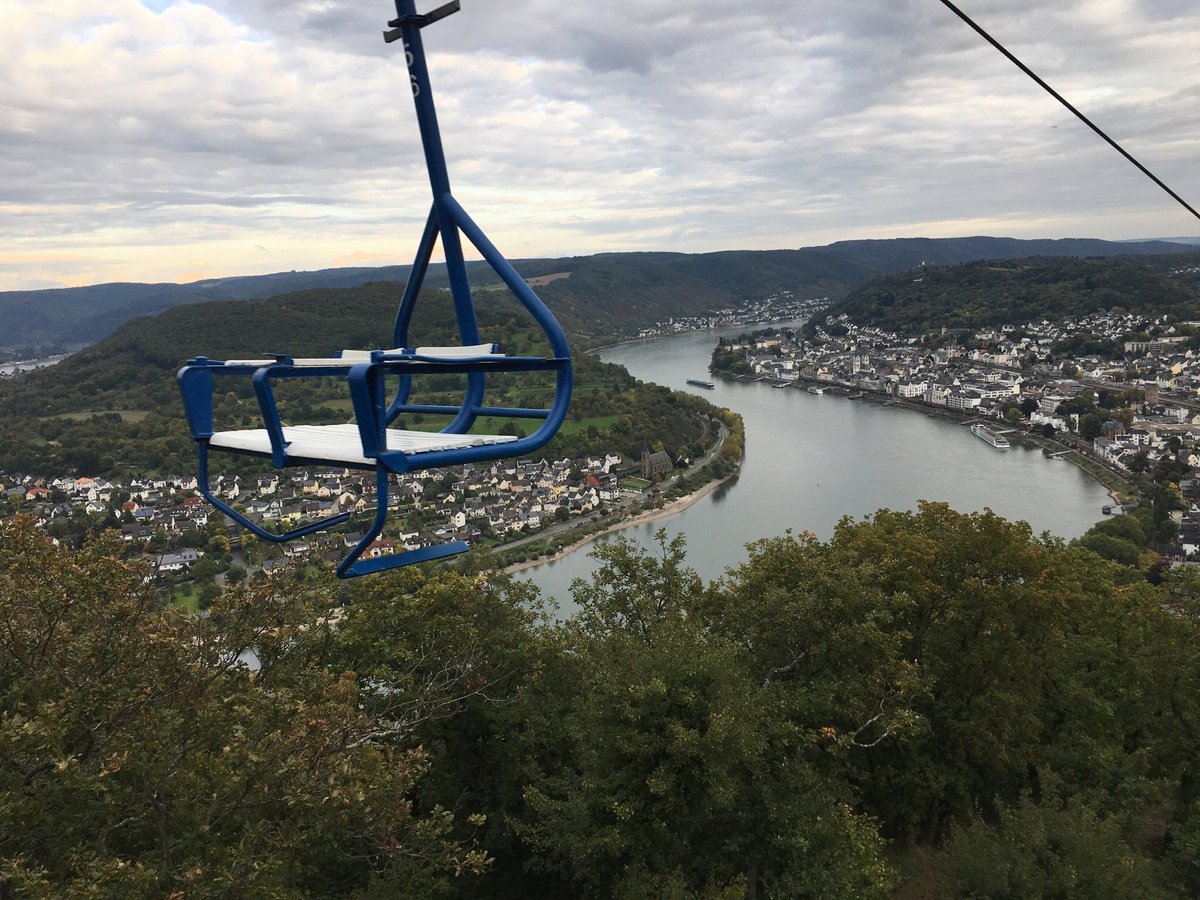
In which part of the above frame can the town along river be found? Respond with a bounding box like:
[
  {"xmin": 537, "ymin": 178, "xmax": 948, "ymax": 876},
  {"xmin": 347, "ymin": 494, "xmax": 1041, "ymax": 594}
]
[{"xmin": 518, "ymin": 324, "xmax": 1111, "ymax": 605}]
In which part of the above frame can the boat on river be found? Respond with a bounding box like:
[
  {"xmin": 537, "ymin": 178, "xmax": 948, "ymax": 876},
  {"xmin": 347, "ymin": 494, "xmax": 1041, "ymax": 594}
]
[
  {"xmin": 687, "ymin": 378, "xmax": 715, "ymax": 389},
  {"xmin": 806, "ymin": 386, "xmax": 824, "ymax": 395},
  {"xmin": 971, "ymin": 423, "xmax": 1010, "ymax": 449}
]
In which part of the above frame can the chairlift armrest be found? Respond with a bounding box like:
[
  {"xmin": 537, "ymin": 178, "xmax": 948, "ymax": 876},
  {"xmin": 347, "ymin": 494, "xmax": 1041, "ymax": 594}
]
[
  {"xmin": 177, "ymin": 365, "xmax": 215, "ymax": 439},
  {"xmin": 178, "ymin": 358, "xmax": 283, "ymax": 439},
  {"xmin": 250, "ymin": 365, "xmax": 290, "ymax": 467},
  {"xmin": 347, "ymin": 362, "xmax": 397, "ymax": 464},
  {"xmin": 370, "ymin": 353, "xmax": 568, "ymax": 373},
  {"xmin": 178, "ymin": 358, "xmax": 288, "ymax": 440}
]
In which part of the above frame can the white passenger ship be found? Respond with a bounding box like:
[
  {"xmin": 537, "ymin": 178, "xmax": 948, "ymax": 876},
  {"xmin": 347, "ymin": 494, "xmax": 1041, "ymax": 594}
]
[{"xmin": 971, "ymin": 423, "xmax": 1010, "ymax": 449}]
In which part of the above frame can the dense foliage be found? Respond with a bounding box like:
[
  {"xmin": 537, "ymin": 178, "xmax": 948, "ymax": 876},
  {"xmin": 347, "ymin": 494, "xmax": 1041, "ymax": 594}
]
[
  {"xmin": 833, "ymin": 255, "xmax": 1200, "ymax": 333},
  {"xmin": 6, "ymin": 502, "xmax": 1200, "ymax": 897},
  {"xmin": 0, "ymin": 518, "xmax": 498, "ymax": 896}
]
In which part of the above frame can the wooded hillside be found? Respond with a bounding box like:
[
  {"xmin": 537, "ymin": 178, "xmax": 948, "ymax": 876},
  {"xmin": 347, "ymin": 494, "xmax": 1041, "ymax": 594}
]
[
  {"xmin": 0, "ymin": 283, "xmax": 715, "ymax": 477},
  {"xmin": 832, "ymin": 254, "xmax": 1200, "ymax": 332}
]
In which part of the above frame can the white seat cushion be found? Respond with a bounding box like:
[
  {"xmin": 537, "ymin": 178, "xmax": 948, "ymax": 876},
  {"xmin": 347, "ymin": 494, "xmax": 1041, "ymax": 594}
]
[
  {"xmin": 209, "ymin": 423, "xmax": 516, "ymax": 466},
  {"xmin": 337, "ymin": 344, "xmax": 503, "ymax": 361},
  {"xmin": 221, "ymin": 345, "xmax": 505, "ymax": 367},
  {"xmin": 411, "ymin": 344, "xmax": 503, "ymax": 359}
]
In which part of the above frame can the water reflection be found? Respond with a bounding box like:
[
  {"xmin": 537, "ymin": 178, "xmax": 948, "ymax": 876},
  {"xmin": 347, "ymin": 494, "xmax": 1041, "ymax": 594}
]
[{"xmin": 711, "ymin": 474, "xmax": 739, "ymax": 503}]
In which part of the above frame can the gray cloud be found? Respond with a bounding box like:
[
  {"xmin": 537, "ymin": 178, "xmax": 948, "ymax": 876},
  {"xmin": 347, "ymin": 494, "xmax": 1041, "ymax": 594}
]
[{"xmin": 2, "ymin": 0, "xmax": 1198, "ymax": 289}]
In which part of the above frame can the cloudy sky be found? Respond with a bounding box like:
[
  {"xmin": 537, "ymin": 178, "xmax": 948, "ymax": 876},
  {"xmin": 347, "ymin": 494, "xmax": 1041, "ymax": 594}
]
[{"xmin": 3, "ymin": 0, "xmax": 1198, "ymax": 291}]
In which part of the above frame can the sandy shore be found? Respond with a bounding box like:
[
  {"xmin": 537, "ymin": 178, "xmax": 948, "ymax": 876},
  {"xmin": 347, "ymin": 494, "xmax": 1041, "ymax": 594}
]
[{"xmin": 502, "ymin": 474, "xmax": 734, "ymax": 575}]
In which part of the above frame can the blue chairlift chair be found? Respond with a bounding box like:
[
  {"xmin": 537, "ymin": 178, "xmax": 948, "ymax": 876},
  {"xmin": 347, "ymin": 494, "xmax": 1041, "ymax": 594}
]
[{"xmin": 178, "ymin": 0, "xmax": 573, "ymax": 578}]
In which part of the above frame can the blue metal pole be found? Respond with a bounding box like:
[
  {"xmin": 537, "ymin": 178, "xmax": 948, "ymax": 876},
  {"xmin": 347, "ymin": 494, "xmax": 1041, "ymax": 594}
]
[
  {"xmin": 393, "ymin": 204, "xmax": 439, "ymax": 350},
  {"xmin": 391, "ymin": 0, "xmax": 479, "ymax": 346}
]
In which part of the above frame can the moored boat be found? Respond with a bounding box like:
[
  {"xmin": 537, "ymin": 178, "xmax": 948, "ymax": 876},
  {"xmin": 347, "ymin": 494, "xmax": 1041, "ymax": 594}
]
[
  {"xmin": 806, "ymin": 386, "xmax": 824, "ymax": 395},
  {"xmin": 971, "ymin": 423, "xmax": 1010, "ymax": 449}
]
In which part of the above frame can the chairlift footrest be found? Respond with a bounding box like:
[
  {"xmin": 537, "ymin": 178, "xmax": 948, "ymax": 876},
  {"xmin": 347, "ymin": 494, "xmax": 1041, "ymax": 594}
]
[{"xmin": 339, "ymin": 540, "xmax": 470, "ymax": 578}]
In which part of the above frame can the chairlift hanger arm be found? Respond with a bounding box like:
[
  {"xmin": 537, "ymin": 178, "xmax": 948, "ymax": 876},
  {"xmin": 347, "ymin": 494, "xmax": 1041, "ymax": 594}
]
[{"xmin": 383, "ymin": 0, "xmax": 459, "ymax": 43}]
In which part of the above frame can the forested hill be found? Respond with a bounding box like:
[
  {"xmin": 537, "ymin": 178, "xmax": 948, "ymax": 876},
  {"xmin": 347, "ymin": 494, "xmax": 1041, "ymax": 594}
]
[
  {"xmin": 831, "ymin": 253, "xmax": 1200, "ymax": 332},
  {"xmin": 0, "ymin": 266, "xmax": 414, "ymax": 351},
  {"xmin": 0, "ymin": 283, "xmax": 721, "ymax": 477},
  {"xmin": 4, "ymin": 235, "xmax": 1195, "ymax": 349}
]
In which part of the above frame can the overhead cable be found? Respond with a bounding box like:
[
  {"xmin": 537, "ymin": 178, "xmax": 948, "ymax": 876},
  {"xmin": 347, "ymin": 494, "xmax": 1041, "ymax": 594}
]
[{"xmin": 938, "ymin": 0, "xmax": 1200, "ymax": 223}]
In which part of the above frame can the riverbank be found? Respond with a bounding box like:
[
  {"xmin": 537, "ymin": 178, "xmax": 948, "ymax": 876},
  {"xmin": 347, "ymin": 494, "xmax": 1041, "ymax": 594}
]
[{"xmin": 503, "ymin": 471, "xmax": 736, "ymax": 575}]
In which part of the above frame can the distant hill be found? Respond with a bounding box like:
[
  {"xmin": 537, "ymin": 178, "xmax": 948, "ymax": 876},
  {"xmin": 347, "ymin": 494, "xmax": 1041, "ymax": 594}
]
[
  {"xmin": 1139, "ymin": 236, "xmax": 1200, "ymax": 246},
  {"xmin": 830, "ymin": 254, "xmax": 1200, "ymax": 333},
  {"xmin": 4, "ymin": 236, "xmax": 1196, "ymax": 349},
  {"xmin": 0, "ymin": 267, "xmax": 414, "ymax": 351}
]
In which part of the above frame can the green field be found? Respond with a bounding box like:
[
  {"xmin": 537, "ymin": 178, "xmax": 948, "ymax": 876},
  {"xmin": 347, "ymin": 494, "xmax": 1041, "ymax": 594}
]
[
  {"xmin": 49, "ymin": 410, "xmax": 152, "ymax": 423},
  {"xmin": 556, "ymin": 415, "xmax": 620, "ymax": 436},
  {"xmin": 172, "ymin": 582, "xmax": 200, "ymax": 613}
]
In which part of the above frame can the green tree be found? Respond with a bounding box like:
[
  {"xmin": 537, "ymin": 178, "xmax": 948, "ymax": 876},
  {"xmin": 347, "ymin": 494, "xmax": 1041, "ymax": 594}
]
[
  {"xmin": 318, "ymin": 566, "xmax": 562, "ymax": 897},
  {"xmin": 518, "ymin": 533, "xmax": 894, "ymax": 898},
  {"xmin": 0, "ymin": 518, "xmax": 487, "ymax": 897},
  {"xmin": 1078, "ymin": 412, "xmax": 1104, "ymax": 441},
  {"xmin": 733, "ymin": 504, "xmax": 1165, "ymax": 845},
  {"xmin": 190, "ymin": 555, "xmax": 219, "ymax": 582},
  {"xmin": 1164, "ymin": 802, "xmax": 1200, "ymax": 895},
  {"xmin": 195, "ymin": 580, "xmax": 220, "ymax": 609},
  {"xmin": 1076, "ymin": 532, "xmax": 1143, "ymax": 567},
  {"xmin": 941, "ymin": 789, "xmax": 1168, "ymax": 899},
  {"xmin": 1074, "ymin": 513, "xmax": 1153, "ymax": 568},
  {"xmin": 1056, "ymin": 391, "xmax": 1095, "ymax": 417},
  {"xmin": 1147, "ymin": 566, "xmax": 1200, "ymax": 892}
]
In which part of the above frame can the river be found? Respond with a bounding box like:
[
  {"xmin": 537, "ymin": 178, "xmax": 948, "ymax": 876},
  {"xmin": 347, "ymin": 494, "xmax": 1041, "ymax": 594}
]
[{"xmin": 518, "ymin": 324, "xmax": 1111, "ymax": 604}]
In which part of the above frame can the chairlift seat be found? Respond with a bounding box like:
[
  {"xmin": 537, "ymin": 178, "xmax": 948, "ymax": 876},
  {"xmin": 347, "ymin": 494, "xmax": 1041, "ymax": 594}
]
[{"xmin": 208, "ymin": 424, "xmax": 517, "ymax": 467}]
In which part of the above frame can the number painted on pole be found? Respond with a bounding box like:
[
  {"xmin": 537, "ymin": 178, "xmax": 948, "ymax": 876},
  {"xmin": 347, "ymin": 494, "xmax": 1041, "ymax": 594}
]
[{"xmin": 404, "ymin": 42, "xmax": 420, "ymax": 96}]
